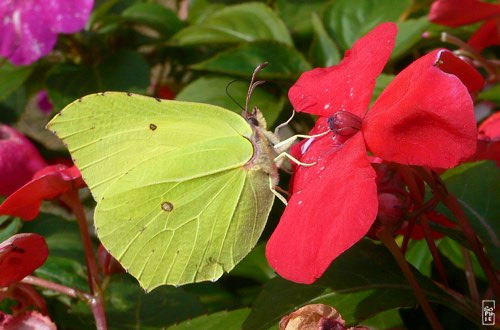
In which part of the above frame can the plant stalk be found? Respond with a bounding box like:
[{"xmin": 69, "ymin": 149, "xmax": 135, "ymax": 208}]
[
  {"xmin": 377, "ymin": 228, "xmax": 443, "ymax": 330},
  {"xmin": 21, "ymin": 275, "xmax": 92, "ymax": 302},
  {"xmin": 62, "ymin": 190, "xmax": 107, "ymax": 330},
  {"xmin": 416, "ymin": 168, "xmax": 500, "ymax": 298}
]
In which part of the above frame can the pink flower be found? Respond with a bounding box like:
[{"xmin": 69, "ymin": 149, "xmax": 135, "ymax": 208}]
[
  {"xmin": 0, "ymin": 125, "xmax": 47, "ymax": 196},
  {"xmin": 36, "ymin": 91, "xmax": 54, "ymax": 114},
  {"xmin": 266, "ymin": 23, "xmax": 483, "ymax": 284},
  {"xmin": 0, "ymin": 0, "xmax": 94, "ymax": 65}
]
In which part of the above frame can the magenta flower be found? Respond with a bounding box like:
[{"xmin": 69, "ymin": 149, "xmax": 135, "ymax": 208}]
[
  {"xmin": 36, "ymin": 90, "xmax": 54, "ymax": 114},
  {"xmin": 0, "ymin": 0, "xmax": 94, "ymax": 65},
  {"xmin": 0, "ymin": 125, "xmax": 47, "ymax": 196}
]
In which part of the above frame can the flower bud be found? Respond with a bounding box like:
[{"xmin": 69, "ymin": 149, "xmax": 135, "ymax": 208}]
[{"xmin": 327, "ymin": 111, "xmax": 362, "ymax": 137}]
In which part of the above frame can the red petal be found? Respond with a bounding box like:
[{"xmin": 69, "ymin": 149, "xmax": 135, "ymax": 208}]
[
  {"xmin": 429, "ymin": 0, "xmax": 500, "ymax": 27},
  {"xmin": 288, "ymin": 22, "xmax": 396, "ymax": 118},
  {"xmin": 401, "ymin": 211, "xmax": 455, "ymax": 240},
  {"xmin": 472, "ymin": 140, "xmax": 500, "ymax": 166},
  {"xmin": 468, "ymin": 19, "xmax": 500, "ymax": 52},
  {"xmin": 0, "ymin": 234, "xmax": 48, "ymax": 287},
  {"xmin": 0, "ymin": 164, "xmax": 84, "ymax": 221},
  {"xmin": 435, "ymin": 50, "xmax": 485, "ymax": 93},
  {"xmin": 470, "ymin": 111, "xmax": 500, "ymax": 166},
  {"xmin": 479, "ymin": 111, "xmax": 500, "ymax": 138},
  {"xmin": 363, "ymin": 50, "xmax": 478, "ymax": 168},
  {"xmin": 97, "ymin": 244, "xmax": 125, "ymax": 275},
  {"xmin": 266, "ymin": 134, "xmax": 378, "ymax": 284}
]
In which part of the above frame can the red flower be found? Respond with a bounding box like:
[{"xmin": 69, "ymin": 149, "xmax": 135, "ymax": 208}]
[
  {"xmin": 0, "ymin": 164, "xmax": 85, "ymax": 221},
  {"xmin": 471, "ymin": 111, "xmax": 500, "ymax": 166},
  {"xmin": 429, "ymin": 0, "xmax": 500, "ymax": 52},
  {"xmin": 0, "ymin": 233, "xmax": 48, "ymax": 287},
  {"xmin": 266, "ymin": 22, "xmax": 483, "ymax": 284},
  {"xmin": 0, "ymin": 125, "xmax": 47, "ymax": 196}
]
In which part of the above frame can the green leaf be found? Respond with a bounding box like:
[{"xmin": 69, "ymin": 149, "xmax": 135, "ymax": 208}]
[
  {"xmin": 46, "ymin": 50, "xmax": 149, "ymax": 110},
  {"xmin": 275, "ymin": 0, "xmax": 326, "ymax": 38},
  {"xmin": 0, "ymin": 216, "xmax": 22, "ymax": 243},
  {"xmin": 229, "ymin": 243, "xmax": 275, "ymax": 283},
  {"xmin": 35, "ymin": 257, "xmax": 89, "ymax": 292},
  {"xmin": 171, "ymin": 3, "xmax": 292, "ymax": 46},
  {"xmin": 0, "ymin": 62, "xmax": 33, "ymax": 101},
  {"xmin": 169, "ymin": 308, "xmax": 250, "ymax": 330},
  {"xmin": 176, "ymin": 76, "xmax": 284, "ymax": 127},
  {"xmin": 122, "ymin": 3, "xmax": 183, "ymax": 38},
  {"xmin": 309, "ymin": 12, "xmax": 341, "ymax": 67},
  {"xmin": 183, "ymin": 282, "xmax": 239, "ymax": 313},
  {"xmin": 323, "ymin": 0, "xmax": 411, "ymax": 50},
  {"xmin": 371, "ymin": 73, "xmax": 394, "ymax": 104},
  {"xmin": 70, "ymin": 274, "xmax": 205, "ymax": 329},
  {"xmin": 406, "ymin": 239, "xmax": 433, "ymax": 277},
  {"xmin": 242, "ymin": 239, "xmax": 474, "ymax": 329},
  {"xmin": 191, "ymin": 41, "xmax": 311, "ymax": 80},
  {"xmin": 479, "ymin": 84, "xmax": 500, "ymax": 103},
  {"xmin": 0, "ymin": 87, "xmax": 27, "ymax": 124},
  {"xmin": 437, "ymin": 237, "xmax": 486, "ymax": 280},
  {"xmin": 359, "ymin": 308, "xmax": 405, "ymax": 329},
  {"xmin": 392, "ymin": 17, "xmax": 431, "ymax": 60},
  {"xmin": 441, "ymin": 161, "xmax": 500, "ymax": 270}
]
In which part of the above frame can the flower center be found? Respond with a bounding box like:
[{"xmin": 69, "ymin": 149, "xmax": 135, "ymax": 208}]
[{"xmin": 327, "ymin": 110, "xmax": 362, "ymax": 137}]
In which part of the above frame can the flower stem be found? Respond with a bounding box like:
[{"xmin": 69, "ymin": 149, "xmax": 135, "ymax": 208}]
[
  {"xmin": 397, "ymin": 165, "xmax": 448, "ymax": 286},
  {"xmin": 416, "ymin": 168, "xmax": 500, "ymax": 298},
  {"xmin": 62, "ymin": 190, "xmax": 107, "ymax": 330},
  {"xmin": 440, "ymin": 32, "xmax": 499, "ymax": 82},
  {"xmin": 21, "ymin": 275, "xmax": 92, "ymax": 302},
  {"xmin": 460, "ymin": 246, "xmax": 480, "ymax": 303},
  {"xmin": 377, "ymin": 228, "xmax": 443, "ymax": 330},
  {"xmin": 443, "ymin": 194, "xmax": 500, "ymax": 298}
]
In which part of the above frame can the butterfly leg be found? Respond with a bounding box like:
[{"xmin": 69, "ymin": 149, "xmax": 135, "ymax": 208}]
[
  {"xmin": 273, "ymin": 110, "xmax": 295, "ymax": 138},
  {"xmin": 269, "ymin": 176, "xmax": 288, "ymax": 206},
  {"xmin": 273, "ymin": 130, "xmax": 329, "ymax": 153},
  {"xmin": 274, "ymin": 152, "xmax": 317, "ymax": 168}
]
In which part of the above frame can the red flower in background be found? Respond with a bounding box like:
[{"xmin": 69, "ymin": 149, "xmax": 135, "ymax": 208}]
[
  {"xmin": 429, "ymin": 0, "xmax": 500, "ymax": 52},
  {"xmin": 0, "ymin": 125, "xmax": 47, "ymax": 196},
  {"xmin": 0, "ymin": 164, "xmax": 85, "ymax": 221},
  {"xmin": 0, "ymin": 233, "xmax": 48, "ymax": 287},
  {"xmin": 472, "ymin": 111, "xmax": 500, "ymax": 166},
  {"xmin": 266, "ymin": 22, "xmax": 484, "ymax": 284}
]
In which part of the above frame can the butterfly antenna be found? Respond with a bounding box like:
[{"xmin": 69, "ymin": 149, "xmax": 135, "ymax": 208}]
[
  {"xmin": 245, "ymin": 62, "xmax": 268, "ymax": 118},
  {"xmin": 226, "ymin": 79, "xmax": 245, "ymax": 110}
]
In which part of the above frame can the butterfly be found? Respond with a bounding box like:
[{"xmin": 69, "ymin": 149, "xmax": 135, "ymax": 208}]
[{"xmin": 47, "ymin": 63, "xmax": 297, "ymax": 290}]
